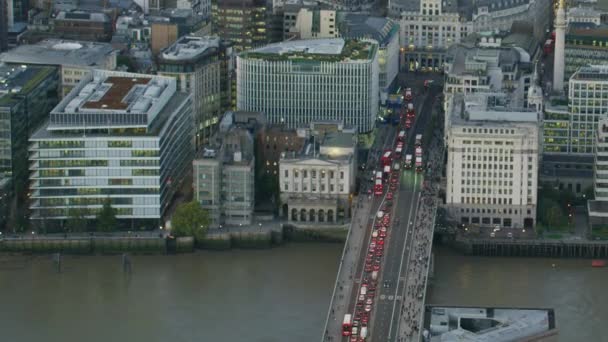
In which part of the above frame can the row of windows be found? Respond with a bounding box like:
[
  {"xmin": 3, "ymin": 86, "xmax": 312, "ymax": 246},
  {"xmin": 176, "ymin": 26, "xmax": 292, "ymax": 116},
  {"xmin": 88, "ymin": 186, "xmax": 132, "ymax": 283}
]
[
  {"xmin": 284, "ymin": 182, "xmax": 344, "ymax": 192},
  {"xmin": 460, "ymin": 196, "xmax": 533, "ymax": 205},
  {"xmin": 284, "ymin": 169, "xmax": 344, "ymax": 179}
]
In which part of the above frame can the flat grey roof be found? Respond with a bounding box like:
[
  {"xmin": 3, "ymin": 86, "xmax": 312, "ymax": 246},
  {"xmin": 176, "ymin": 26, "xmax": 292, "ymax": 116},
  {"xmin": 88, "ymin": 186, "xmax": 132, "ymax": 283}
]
[
  {"xmin": 0, "ymin": 39, "xmax": 115, "ymax": 68},
  {"xmin": 160, "ymin": 36, "xmax": 220, "ymax": 61},
  {"xmin": 251, "ymin": 38, "xmax": 345, "ymax": 55},
  {"xmin": 322, "ymin": 132, "xmax": 355, "ymax": 148}
]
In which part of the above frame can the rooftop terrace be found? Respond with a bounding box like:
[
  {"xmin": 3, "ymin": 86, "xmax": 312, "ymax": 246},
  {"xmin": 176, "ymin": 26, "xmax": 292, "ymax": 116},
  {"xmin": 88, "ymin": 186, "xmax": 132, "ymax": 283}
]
[{"xmin": 242, "ymin": 39, "xmax": 376, "ymax": 62}]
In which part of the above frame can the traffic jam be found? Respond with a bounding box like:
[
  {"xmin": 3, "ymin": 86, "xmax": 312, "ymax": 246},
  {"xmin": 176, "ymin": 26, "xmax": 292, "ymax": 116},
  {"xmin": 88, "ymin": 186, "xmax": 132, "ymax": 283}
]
[{"xmin": 342, "ymin": 88, "xmax": 423, "ymax": 341}]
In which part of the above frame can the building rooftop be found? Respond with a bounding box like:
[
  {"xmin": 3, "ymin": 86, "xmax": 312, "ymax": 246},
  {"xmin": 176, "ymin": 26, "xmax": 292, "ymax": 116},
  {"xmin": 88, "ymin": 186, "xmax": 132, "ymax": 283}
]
[
  {"xmin": 55, "ymin": 10, "xmax": 110, "ymax": 22},
  {"xmin": 321, "ymin": 132, "xmax": 355, "ymax": 149},
  {"xmin": 242, "ymin": 38, "xmax": 377, "ymax": 62},
  {"xmin": 446, "ymin": 44, "xmax": 529, "ymax": 76},
  {"xmin": 450, "ymin": 93, "xmax": 538, "ymax": 127},
  {"xmin": 567, "ymin": 22, "xmax": 608, "ymax": 39},
  {"xmin": 0, "ymin": 39, "xmax": 115, "ymax": 68},
  {"xmin": 426, "ymin": 305, "xmax": 556, "ymax": 342},
  {"xmin": 45, "ymin": 70, "xmax": 179, "ymax": 131},
  {"xmin": 338, "ymin": 14, "xmax": 399, "ymax": 46},
  {"xmin": 568, "ymin": 5, "xmax": 601, "ymax": 18},
  {"xmin": 571, "ymin": 65, "xmax": 608, "ymax": 81},
  {"xmin": 0, "ymin": 64, "xmax": 55, "ymax": 100},
  {"xmin": 160, "ymin": 36, "xmax": 220, "ymax": 62}
]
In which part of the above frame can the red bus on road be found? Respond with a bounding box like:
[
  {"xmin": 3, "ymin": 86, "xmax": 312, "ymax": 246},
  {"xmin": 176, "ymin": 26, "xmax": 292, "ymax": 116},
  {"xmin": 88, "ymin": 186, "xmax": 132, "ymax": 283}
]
[
  {"xmin": 415, "ymin": 156, "xmax": 423, "ymax": 172},
  {"xmin": 404, "ymin": 154, "xmax": 413, "ymax": 169},
  {"xmin": 397, "ymin": 130, "xmax": 406, "ymax": 142},
  {"xmin": 342, "ymin": 314, "xmax": 353, "ymax": 336},
  {"xmin": 406, "ymin": 103, "xmax": 415, "ymax": 118},
  {"xmin": 544, "ymin": 39, "xmax": 554, "ymax": 55},
  {"xmin": 415, "ymin": 134, "xmax": 422, "ymax": 147},
  {"xmin": 395, "ymin": 142, "xmax": 403, "ymax": 157},
  {"xmin": 374, "ymin": 179, "xmax": 383, "ymax": 196},
  {"xmin": 415, "ymin": 146, "xmax": 422, "ymax": 157},
  {"xmin": 404, "ymin": 88, "xmax": 413, "ymax": 101},
  {"xmin": 381, "ymin": 150, "xmax": 392, "ymax": 166}
]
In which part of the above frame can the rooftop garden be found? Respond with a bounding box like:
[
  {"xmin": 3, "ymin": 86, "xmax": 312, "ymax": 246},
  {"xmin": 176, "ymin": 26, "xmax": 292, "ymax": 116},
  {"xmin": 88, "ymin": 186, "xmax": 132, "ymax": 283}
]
[{"xmin": 243, "ymin": 39, "xmax": 376, "ymax": 63}]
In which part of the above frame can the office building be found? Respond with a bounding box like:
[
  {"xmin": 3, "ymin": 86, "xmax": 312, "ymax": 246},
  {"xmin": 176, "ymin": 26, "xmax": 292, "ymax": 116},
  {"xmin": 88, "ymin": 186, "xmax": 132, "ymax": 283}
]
[
  {"xmin": 28, "ymin": 70, "xmax": 194, "ymax": 228},
  {"xmin": 568, "ymin": 5, "xmax": 601, "ymax": 25},
  {"xmin": 443, "ymin": 44, "xmax": 534, "ymax": 111},
  {"xmin": 0, "ymin": 64, "xmax": 59, "ymax": 211},
  {"xmin": 0, "ymin": 0, "xmax": 8, "ymax": 52},
  {"xmin": 212, "ymin": 0, "xmax": 268, "ymax": 52},
  {"xmin": 53, "ymin": 11, "xmax": 113, "ymax": 41},
  {"xmin": 395, "ymin": 0, "xmax": 550, "ymax": 71},
  {"xmin": 282, "ymin": 4, "xmax": 338, "ymax": 40},
  {"xmin": 338, "ymin": 14, "xmax": 400, "ymax": 104},
  {"xmin": 563, "ymin": 23, "xmax": 608, "ymax": 81},
  {"xmin": 193, "ymin": 112, "xmax": 256, "ymax": 226},
  {"xmin": 445, "ymin": 93, "xmax": 539, "ymax": 229},
  {"xmin": 0, "ymin": 39, "xmax": 117, "ymax": 96},
  {"xmin": 237, "ymin": 38, "xmax": 379, "ymax": 133},
  {"xmin": 279, "ymin": 130, "xmax": 356, "ymax": 224},
  {"xmin": 158, "ymin": 36, "xmax": 235, "ymax": 146},
  {"xmin": 588, "ymin": 118, "xmax": 608, "ymax": 230}
]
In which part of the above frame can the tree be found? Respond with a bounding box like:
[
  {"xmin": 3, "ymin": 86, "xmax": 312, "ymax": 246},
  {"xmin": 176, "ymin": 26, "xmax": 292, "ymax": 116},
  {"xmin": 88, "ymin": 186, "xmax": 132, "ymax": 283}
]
[
  {"xmin": 545, "ymin": 203, "xmax": 565, "ymax": 229},
  {"xmin": 171, "ymin": 201, "xmax": 210, "ymax": 242},
  {"xmin": 97, "ymin": 198, "xmax": 117, "ymax": 232},
  {"xmin": 66, "ymin": 208, "xmax": 88, "ymax": 232}
]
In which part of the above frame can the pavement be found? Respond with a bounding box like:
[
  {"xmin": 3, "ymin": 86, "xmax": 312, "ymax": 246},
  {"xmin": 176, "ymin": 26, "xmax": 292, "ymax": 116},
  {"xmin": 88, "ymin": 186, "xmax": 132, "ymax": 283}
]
[{"xmin": 395, "ymin": 102, "xmax": 445, "ymax": 341}]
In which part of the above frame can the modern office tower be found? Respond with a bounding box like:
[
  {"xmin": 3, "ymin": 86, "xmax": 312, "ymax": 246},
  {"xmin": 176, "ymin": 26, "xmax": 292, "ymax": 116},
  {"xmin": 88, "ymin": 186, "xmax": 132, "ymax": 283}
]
[
  {"xmin": 279, "ymin": 130, "xmax": 356, "ymax": 224},
  {"xmin": 588, "ymin": 118, "xmax": 608, "ymax": 230},
  {"xmin": 193, "ymin": 113, "xmax": 255, "ymax": 226},
  {"xmin": 237, "ymin": 38, "xmax": 379, "ymax": 133},
  {"xmin": 0, "ymin": 0, "xmax": 8, "ymax": 52},
  {"xmin": 0, "ymin": 39, "xmax": 117, "ymax": 97},
  {"xmin": 0, "ymin": 64, "xmax": 59, "ymax": 217},
  {"xmin": 28, "ymin": 70, "xmax": 194, "ymax": 229},
  {"xmin": 212, "ymin": 0, "xmax": 268, "ymax": 52},
  {"xmin": 445, "ymin": 93, "xmax": 539, "ymax": 229},
  {"xmin": 158, "ymin": 36, "xmax": 235, "ymax": 146}
]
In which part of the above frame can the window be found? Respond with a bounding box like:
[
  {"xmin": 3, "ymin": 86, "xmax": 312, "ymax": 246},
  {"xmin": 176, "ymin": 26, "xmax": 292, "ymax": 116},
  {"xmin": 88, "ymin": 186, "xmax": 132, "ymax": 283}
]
[
  {"xmin": 284, "ymin": 183, "xmax": 289, "ymax": 191},
  {"xmin": 312, "ymin": 170, "xmax": 317, "ymax": 178},
  {"xmin": 303, "ymin": 170, "xmax": 308, "ymax": 178},
  {"xmin": 339, "ymin": 184, "xmax": 344, "ymax": 192},
  {"xmin": 284, "ymin": 170, "xmax": 288, "ymax": 178},
  {"xmin": 294, "ymin": 170, "xmax": 299, "ymax": 178},
  {"xmin": 340, "ymin": 171, "xmax": 344, "ymax": 179},
  {"xmin": 329, "ymin": 171, "xmax": 334, "ymax": 179}
]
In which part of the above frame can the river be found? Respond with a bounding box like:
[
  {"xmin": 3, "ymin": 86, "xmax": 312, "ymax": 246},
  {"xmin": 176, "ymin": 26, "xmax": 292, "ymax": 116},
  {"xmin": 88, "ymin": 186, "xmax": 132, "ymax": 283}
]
[
  {"xmin": 0, "ymin": 244, "xmax": 341, "ymax": 342},
  {"xmin": 1, "ymin": 244, "xmax": 606, "ymax": 341},
  {"xmin": 428, "ymin": 246, "xmax": 608, "ymax": 341}
]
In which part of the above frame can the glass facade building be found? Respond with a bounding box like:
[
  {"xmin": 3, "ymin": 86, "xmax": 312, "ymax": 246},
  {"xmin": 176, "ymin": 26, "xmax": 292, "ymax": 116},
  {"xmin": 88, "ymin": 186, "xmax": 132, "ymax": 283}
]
[
  {"xmin": 236, "ymin": 39, "xmax": 379, "ymax": 133},
  {"xmin": 28, "ymin": 70, "xmax": 193, "ymax": 227}
]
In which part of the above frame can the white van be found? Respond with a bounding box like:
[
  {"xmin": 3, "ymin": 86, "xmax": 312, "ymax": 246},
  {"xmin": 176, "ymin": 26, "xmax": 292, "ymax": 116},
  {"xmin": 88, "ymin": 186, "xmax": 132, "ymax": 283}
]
[{"xmin": 376, "ymin": 211, "xmax": 384, "ymax": 219}]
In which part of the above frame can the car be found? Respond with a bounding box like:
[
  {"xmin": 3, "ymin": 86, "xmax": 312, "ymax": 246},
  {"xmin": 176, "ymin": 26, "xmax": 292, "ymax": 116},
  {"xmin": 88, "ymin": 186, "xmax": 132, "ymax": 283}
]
[
  {"xmin": 350, "ymin": 336, "xmax": 358, "ymax": 342},
  {"xmin": 507, "ymin": 232, "xmax": 513, "ymax": 238},
  {"xmin": 371, "ymin": 237, "xmax": 377, "ymax": 245},
  {"xmin": 372, "ymin": 230, "xmax": 378, "ymax": 238},
  {"xmin": 379, "ymin": 230, "xmax": 387, "ymax": 238},
  {"xmin": 359, "ymin": 294, "xmax": 365, "ymax": 302},
  {"xmin": 383, "ymin": 280, "xmax": 391, "ymax": 288},
  {"xmin": 390, "ymin": 184, "xmax": 397, "ymax": 191},
  {"xmin": 370, "ymin": 242, "xmax": 376, "ymax": 249},
  {"xmin": 365, "ymin": 304, "xmax": 372, "ymax": 312},
  {"xmin": 365, "ymin": 264, "xmax": 373, "ymax": 272},
  {"xmin": 385, "ymin": 200, "xmax": 393, "ymax": 207},
  {"xmin": 490, "ymin": 232, "xmax": 496, "ymax": 238},
  {"xmin": 387, "ymin": 192, "xmax": 394, "ymax": 200},
  {"xmin": 377, "ymin": 244, "xmax": 384, "ymax": 251},
  {"xmin": 362, "ymin": 313, "xmax": 369, "ymax": 324},
  {"xmin": 375, "ymin": 249, "xmax": 383, "ymax": 257},
  {"xmin": 356, "ymin": 301, "xmax": 364, "ymax": 308},
  {"xmin": 378, "ymin": 237, "xmax": 385, "ymax": 245},
  {"xmin": 391, "ymin": 177, "xmax": 398, "ymax": 184},
  {"xmin": 373, "ymin": 264, "xmax": 380, "ymax": 271},
  {"xmin": 366, "ymin": 298, "xmax": 373, "ymax": 305}
]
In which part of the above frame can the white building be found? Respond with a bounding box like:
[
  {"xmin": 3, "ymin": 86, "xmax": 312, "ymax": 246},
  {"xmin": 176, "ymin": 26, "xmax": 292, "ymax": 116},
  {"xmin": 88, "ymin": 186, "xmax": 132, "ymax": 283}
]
[
  {"xmin": 338, "ymin": 14, "xmax": 400, "ymax": 104},
  {"xmin": 28, "ymin": 70, "xmax": 194, "ymax": 227},
  {"xmin": 588, "ymin": 118, "xmax": 608, "ymax": 229},
  {"xmin": 395, "ymin": 0, "xmax": 550, "ymax": 71},
  {"xmin": 445, "ymin": 93, "xmax": 540, "ymax": 229},
  {"xmin": 279, "ymin": 131, "xmax": 356, "ymax": 224},
  {"xmin": 0, "ymin": 39, "xmax": 117, "ymax": 97},
  {"xmin": 237, "ymin": 38, "xmax": 379, "ymax": 133}
]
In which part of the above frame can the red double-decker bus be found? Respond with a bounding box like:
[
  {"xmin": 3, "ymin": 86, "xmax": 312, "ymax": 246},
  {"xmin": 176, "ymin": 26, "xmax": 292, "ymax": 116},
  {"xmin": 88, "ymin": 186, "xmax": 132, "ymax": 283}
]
[
  {"xmin": 397, "ymin": 130, "xmax": 406, "ymax": 142},
  {"xmin": 404, "ymin": 88, "xmax": 413, "ymax": 101},
  {"xmin": 381, "ymin": 150, "xmax": 392, "ymax": 167},
  {"xmin": 544, "ymin": 39, "xmax": 554, "ymax": 55},
  {"xmin": 374, "ymin": 178, "xmax": 383, "ymax": 196},
  {"xmin": 406, "ymin": 103, "xmax": 415, "ymax": 118},
  {"xmin": 395, "ymin": 142, "xmax": 403, "ymax": 157},
  {"xmin": 342, "ymin": 314, "xmax": 353, "ymax": 336}
]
